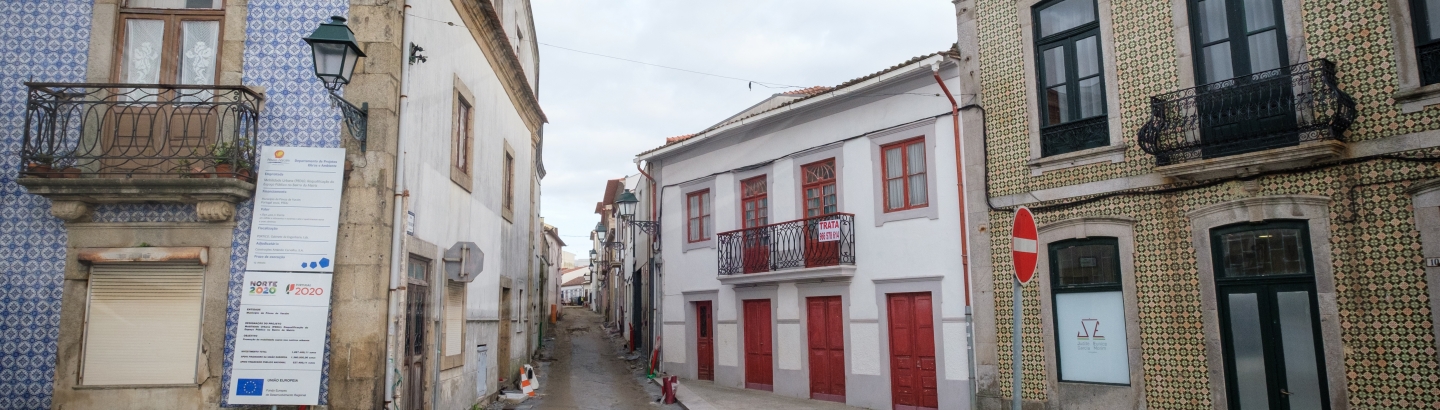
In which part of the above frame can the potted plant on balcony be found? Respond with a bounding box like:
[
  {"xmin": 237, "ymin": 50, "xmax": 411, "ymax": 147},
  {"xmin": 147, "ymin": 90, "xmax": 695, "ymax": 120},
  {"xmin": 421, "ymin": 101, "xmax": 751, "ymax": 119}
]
[
  {"xmin": 210, "ymin": 142, "xmax": 237, "ymax": 178},
  {"xmin": 25, "ymin": 152, "xmax": 56, "ymax": 178}
]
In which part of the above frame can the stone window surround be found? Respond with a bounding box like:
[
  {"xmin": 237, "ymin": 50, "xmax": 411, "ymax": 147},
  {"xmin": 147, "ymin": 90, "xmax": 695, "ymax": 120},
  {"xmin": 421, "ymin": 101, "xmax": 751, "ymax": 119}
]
[
  {"xmin": 51, "ymin": 224, "xmax": 234, "ymax": 406},
  {"xmin": 1187, "ymin": 195, "xmax": 1349, "ymax": 410},
  {"xmin": 791, "ymin": 145, "xmax": 845, "ymax": 219},
  {"xmin": 1019, "ymin": 0, "xmax": 1127, "ymax": 175},
  {"xmin": 1406, "ymin": 179, "xmax": 1440, "ymax": 355},
  {"xmin": 1388, "ymin": 0, "xmax": 1440, "ymax": 112},
  {"xmin": 732, "ymin": 165, "xmax": 774, "ymax": 230},
  {"xmin": 501, "ymin": 140, "xmax": 516, "ymax": 223},
  {"xmin": 451, "ymin": 75, "xmax": 477, "ymax": 192},
  {"xmin": 1035, "ymin": 216, "xmax": 1147, "ymax": 409},
  {"xmin": 869, "ymin": 119, "xmax": 939, "ymax": 226},
  {"xmin": 680, "ymin": 178, "xmax": 717, "ymax": 252},
  {"xmin": 87, "ymin": 0, "xmax": 249, "ymax": 86},
  {"xmin": 1169, "ymin": 0, "xmax": 1309, "ymax": 91}
]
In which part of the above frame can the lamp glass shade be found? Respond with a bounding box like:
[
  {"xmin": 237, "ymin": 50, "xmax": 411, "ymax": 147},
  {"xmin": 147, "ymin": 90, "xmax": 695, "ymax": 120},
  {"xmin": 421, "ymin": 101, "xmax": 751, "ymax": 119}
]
[
  {"xmin": 594, "ymin": 222, "xmax": 606, "ymax": 242},
  {"xmin": 615, "ymin": 190, "xmax": 639, "ymax": 218},
  {"xmin": 303, "ymin": 16, "xmax": 366, "ymax": 91}
]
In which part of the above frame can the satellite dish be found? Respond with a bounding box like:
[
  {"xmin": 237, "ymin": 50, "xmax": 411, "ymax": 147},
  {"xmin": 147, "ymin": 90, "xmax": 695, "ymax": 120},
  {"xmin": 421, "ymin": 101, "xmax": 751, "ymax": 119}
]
[{"xmin": 444, "ymin": 241, "xmax": 484, "ymax": 282}]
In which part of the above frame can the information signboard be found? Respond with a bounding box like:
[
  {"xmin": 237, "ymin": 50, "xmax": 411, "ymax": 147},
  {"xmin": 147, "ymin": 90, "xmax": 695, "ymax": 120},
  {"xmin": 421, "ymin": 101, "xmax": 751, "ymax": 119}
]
[
  {"xmin": 1054, "ymin": 290, "xmax": 1130, "ymax": 384},
  {"xmin": 817, "ymin": 219, "xmax": 840, "ymax": 242},
  {"xmin": 227, "ymin": 271, "xmax": 333, "ymax": 405},
  {"xmin": 244, "ymin": 146, "xmax": 346, "ymax": 273}
]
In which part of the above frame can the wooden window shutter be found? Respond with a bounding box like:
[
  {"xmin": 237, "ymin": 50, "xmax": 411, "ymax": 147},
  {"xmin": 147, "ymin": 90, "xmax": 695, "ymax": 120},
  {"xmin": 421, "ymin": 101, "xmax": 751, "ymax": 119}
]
[
  {"xmin": 82, "ymin": 263, "xmax": 204, "ymax": 385},
  {"xmin": 445, "ymin": 282, "xmax": 464, "ymax": 356}
]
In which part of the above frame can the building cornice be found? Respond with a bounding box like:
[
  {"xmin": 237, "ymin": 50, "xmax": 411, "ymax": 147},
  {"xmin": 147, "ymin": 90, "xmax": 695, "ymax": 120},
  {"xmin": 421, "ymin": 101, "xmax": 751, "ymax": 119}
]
[{"xmin": 451, "ymin": 0, "xmax": 547, "ymax": 135}]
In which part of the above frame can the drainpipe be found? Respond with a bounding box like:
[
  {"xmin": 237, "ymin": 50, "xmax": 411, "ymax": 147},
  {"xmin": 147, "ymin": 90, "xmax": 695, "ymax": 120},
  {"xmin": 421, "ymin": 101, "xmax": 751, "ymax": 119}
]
[
  {"xmin": 931, "ymin": 60, "xmax": 979, "ymax": 410},
  {"xmin": 384, "ymin": 2, "xmax": 415, "ymax": 408}
]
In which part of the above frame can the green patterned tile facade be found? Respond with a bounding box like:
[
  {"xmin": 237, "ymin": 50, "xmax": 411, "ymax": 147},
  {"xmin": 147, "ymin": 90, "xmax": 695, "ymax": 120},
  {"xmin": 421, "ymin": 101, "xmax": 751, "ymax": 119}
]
[{"xmin": 975, "ymin": 0, "xmax": 1440, "ymax": 408}]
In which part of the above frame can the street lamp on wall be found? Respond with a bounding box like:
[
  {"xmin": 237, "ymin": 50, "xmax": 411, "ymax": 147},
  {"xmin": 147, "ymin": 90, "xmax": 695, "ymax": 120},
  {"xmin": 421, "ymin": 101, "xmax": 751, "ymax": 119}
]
[
  {"xmin": 304, "ymin": 16, "xmax": 370, "ymax": 152},
  {"xmin": 595, "ymin": 221, "xmax": 624, "ymax": 251},
  {"xmin": 615, "ymin": 189, "xmax": 660, "ymax": 235}
]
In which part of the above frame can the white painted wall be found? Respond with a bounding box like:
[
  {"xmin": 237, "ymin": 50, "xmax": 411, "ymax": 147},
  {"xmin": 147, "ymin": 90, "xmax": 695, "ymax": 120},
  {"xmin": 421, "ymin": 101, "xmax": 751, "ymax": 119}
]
[{"xmin": 399, "ymin": 0, "xmax": 541, "ymax": 406}]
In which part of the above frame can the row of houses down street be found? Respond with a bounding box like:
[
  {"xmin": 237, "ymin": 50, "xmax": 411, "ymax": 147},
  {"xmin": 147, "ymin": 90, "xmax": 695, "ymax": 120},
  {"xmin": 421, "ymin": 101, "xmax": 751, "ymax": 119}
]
[
  {"xmin": 0, "ymin": 0, "xmax": 562, "ymax": 409},
  {"xmin": 595, "ymin": 0, "xmax": 1440, "ymax": 409}
]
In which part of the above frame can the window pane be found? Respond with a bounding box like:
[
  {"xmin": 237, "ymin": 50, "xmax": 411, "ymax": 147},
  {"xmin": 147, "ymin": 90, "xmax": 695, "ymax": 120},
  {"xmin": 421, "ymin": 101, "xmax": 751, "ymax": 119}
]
[
  {"xmin": 178, "ymin": 21, "xmax": 218, "ymax": 87},
  {"xmin": 1075, "ymin": 36, "xmax": 1101, "ymax": 78},
  {"xmin": 1247, "ymin": 30, "xmax": 1283, "ymax": 73},
  {"xmin": 908, "ymin": 174, "xmax": 928, "ymax": 206},
  {"xmin": 1197, "ymin": 0, "xmax": 1230, "ymax": 43},
  {"xmin": 1046, "ymin": 86, "xmax": 1070, "ymax": 123},
  {"xmin": 127, "ymin": 0, "xmax": 222, "ymax": 9},
  {"xmin": 1043, "ymin": 46, "xmax": 1067, "ymax": 86},
  {"xmin": 1202, "ymin": 42, "xmax": 1235, "ymax": 82},
  {"xmin": 1078, "ymin": 77, "xmax": 1104, "ymax": 118},
  {"xmin": 1428, "ymin": 0, "xmax": 1440, "ymax": 41},
  {"xmin": 122, "ymin": 19, "xmax": 165, "ymax": 100},
  {"xmin": 1055, "ymin": 242, "xmax": 1119, "ymax": 286},
  {"xmin": 1037, "ymin": 0, "xmax": 1097, "ymax": 37},
  {"xmin": 1243, "ymin": 0, "xmax": 1277, "ymax": 31},
  {"xmin": 884, "ymin": 147, "xmax": 903, "ymax": 178},
  {"xmin": 689, "ymin": 219, "xmax": 699, "ymax": 241},
  {"xmin": 1226, "ymin": 293, "xmax": 1272, "ymax": 410},
  {"xmin": 1219, "ymin": 227, "xmax": 1308, "ymax": 277},
  {"xmin": 1276, "ymin": 291, "xmax": 1324, "ymax": 410},
  {"xmin": 906, "ymin": 142, "xmax": 925, "ymax": 175},
  {"xmin": 886, "ymin": 178, "xmax": 905, "ymax": 210},
  {"xmin": 1054, "ymin": 291, "xmax": 1130, "ymax": 384}
]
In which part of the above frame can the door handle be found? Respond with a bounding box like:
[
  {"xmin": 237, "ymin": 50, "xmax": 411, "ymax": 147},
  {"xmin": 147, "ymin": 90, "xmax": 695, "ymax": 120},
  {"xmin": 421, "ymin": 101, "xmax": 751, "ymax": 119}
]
[{"xmin": 1280, "ymin": 389, "xmax": 1292, "ymax": 396}]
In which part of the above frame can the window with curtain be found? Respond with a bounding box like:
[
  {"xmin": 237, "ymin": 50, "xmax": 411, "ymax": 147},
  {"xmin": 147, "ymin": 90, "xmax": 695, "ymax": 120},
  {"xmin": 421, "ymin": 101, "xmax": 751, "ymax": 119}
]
[
  {"xmin": 1412, "ymin": 0, "xmax": 1440, "ymax": 84},
  {"xmin": 1034, "ymin": 0, "xmax": 1108, "ymax": 156},
  {"xmin": 803, "ymin": 159, "xmax": 837, "ymax": 217},
  {"xmin": 1189, "ymin": 0, "xmax": 1288, "ymax": 85},
  {"xmin": 117, "ymin": 1, "xmax": 222, "ymax": 101},
  {"xmin": 686, "ymin": 190, "xmax": 712, "ymax": 242},
  {"xmin": 1048, "ymin": 237, "xmax": 1131, "ymax": 384},
  {"xmin": 881, "ymin": 137, "xmax": 928, "ymax": 212}
]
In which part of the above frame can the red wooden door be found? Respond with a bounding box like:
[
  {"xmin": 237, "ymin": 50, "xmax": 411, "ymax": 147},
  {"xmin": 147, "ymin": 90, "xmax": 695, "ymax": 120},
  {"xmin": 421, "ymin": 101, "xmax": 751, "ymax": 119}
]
[
  {"xmin": 887, "ymin": 292, "xmax": 938, "ymax": 410},
  {"xmin": 807, "ymin": 296, "xmax": 846, "ymax": 402},
  {"xmin": 743, "ymin": 299, "xmax": 774, "ymax": 391},
  {"xmin": 741, "ymin": 176, "xmax": 770, "ymax": 273},
  {"xmin": 696, "ymin": 301, "xmax": 715, "ymax": 381}
]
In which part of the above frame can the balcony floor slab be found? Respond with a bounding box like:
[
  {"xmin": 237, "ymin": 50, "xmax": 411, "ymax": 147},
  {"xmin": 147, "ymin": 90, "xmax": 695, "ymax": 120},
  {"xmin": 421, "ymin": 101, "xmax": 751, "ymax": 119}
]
[{"xmin": 717, "ymin": 265, "xmax": 855, "ymax": 286}]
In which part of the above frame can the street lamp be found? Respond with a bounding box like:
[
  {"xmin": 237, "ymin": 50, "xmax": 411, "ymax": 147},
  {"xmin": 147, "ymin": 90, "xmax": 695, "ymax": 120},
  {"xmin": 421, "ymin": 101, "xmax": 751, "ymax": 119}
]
[
  {"xmin": 304, "ymin": 16, "xmax": 370, "ymax": 151},
  {"xmin": 594, "ymin": 222, "xmax": 607, "ymax": 242},
  {"xmin": 615, "ymin": 189, "xmax": 660, "ymax": 235}
]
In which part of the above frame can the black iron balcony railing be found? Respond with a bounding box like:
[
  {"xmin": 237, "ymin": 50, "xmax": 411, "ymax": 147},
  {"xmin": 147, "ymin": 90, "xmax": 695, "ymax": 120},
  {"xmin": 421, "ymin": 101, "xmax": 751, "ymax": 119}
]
[
  {"xmin": 1041, "ymin": 116, "xmax": 1109, "ymax": 157},
  {"xmin": 20, "ymin": 83, "xmax": 263, "ymax": 179},
  {"xmin": 1420, "ymin": 42, "xmax": 1440, "ymax": 86},
  {"xmin": 1138, "ymin": 59, "xmax": 1356, "ymax": 166},
  {"xmin": 717, "ymin": 213, "xmax": 855, "ymax": 276}
]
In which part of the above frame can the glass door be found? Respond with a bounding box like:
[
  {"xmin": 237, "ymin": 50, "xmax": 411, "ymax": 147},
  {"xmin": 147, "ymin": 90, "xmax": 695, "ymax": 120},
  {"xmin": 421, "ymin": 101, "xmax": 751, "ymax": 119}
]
[
  {"xmin": 1212, "ymin": 221, "xmax": 1329, "ymax": 410},
  {"xmin": 1190, "ymin": 0, "xmax": 1298, "ymax": 158}
]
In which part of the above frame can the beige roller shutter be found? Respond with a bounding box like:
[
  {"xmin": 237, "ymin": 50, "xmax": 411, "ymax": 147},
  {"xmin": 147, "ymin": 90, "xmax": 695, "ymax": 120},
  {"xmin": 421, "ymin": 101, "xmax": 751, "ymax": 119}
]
[
  {"xmin": 445, "ymin": 282, "xmax": 464, "ymax": 355},
  {"xmin": 82, "ymin": 263, "xmax": 204, "ymax": 386}
]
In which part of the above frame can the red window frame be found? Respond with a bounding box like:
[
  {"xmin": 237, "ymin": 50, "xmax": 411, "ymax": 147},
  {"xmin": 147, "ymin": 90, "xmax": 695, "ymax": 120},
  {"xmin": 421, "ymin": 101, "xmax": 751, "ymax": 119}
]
[
  {"xmin": 801, "ymin": 159, "xmax": 837, "ymax": 217},
  {"xmin": 741, "ymin": 176, "xmax": 768, "ymax": 228},
  {"xmin": 686, "ymin": 189, "xmax": 711, "ymax": 243},
  {"xmin": 880, "ymin": 137, "xmax": 928, "ymax": 212}
]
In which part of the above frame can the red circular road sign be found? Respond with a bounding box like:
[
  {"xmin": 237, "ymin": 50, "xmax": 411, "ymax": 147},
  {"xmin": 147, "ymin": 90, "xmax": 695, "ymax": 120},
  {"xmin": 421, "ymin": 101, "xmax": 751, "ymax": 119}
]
[{"xmin": 1012, "ymin": 207, "xmax": 1038, "ymax": 284}]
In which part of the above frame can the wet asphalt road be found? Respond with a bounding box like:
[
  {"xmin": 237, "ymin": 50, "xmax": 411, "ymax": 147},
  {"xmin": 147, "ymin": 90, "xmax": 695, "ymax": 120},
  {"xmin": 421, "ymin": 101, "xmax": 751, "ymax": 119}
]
[{"xmin": 522, "ymin": 307, "xmax": 675, "ymax": 410}]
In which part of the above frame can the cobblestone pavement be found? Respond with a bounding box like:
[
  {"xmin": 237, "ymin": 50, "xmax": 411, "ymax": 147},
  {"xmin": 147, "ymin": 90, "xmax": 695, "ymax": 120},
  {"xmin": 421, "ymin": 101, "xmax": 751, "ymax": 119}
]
[{"xmin": 498, "ymin": 306, "xmax": 678, "ymax": 410}]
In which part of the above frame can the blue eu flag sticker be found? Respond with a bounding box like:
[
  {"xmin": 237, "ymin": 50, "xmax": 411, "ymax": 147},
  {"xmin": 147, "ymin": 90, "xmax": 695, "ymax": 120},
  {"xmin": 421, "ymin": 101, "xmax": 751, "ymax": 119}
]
[{"xmin": 237, "ymin": 378, "xmax": 265, "ymax": 396}]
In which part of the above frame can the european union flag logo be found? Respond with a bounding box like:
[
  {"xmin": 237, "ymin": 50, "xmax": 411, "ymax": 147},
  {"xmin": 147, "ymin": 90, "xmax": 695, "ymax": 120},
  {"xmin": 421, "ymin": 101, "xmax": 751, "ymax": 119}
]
[{"xmin": 237, "ymin": 378, "xmax": 264, "ymax": 396}]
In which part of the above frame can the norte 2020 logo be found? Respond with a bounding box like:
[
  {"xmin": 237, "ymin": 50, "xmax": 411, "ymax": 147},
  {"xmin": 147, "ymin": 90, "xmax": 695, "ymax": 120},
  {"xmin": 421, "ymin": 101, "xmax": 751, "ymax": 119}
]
[{"xmin": 248, "ymin": 280, "xmax": 279, "ymax": 295}]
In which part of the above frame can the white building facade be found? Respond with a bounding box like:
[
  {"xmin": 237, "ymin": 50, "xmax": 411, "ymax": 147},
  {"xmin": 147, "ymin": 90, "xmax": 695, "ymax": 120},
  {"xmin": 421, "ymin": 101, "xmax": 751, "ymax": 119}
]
[{"xmin": 641, "ymin": 52, "xmax": 979, "ymax": 410}]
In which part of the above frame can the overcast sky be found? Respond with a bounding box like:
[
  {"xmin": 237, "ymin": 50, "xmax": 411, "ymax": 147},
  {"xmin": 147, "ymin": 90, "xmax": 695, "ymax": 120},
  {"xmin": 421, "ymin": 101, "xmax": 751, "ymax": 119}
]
[{"xmin": 533, "ymin": 0, "xmax": 957, "ymax": 257}]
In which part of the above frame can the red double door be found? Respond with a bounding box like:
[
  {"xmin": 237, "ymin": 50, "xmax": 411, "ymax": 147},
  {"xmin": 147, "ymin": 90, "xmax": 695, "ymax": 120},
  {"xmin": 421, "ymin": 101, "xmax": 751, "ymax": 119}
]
[
  {"xmin": 887, "ymin": 292, "xmax": 939, "ymax": 410},
  {"xmin": 743, "ymin": 299, "xmax": 774, "ymax": 390},
  {"xmin": 696, "ymin": 301, "xmax": 714, "ymax": 381},
  {"xmin": 807, "ymin": 296, "xmax": 846, "ymax": 402}
]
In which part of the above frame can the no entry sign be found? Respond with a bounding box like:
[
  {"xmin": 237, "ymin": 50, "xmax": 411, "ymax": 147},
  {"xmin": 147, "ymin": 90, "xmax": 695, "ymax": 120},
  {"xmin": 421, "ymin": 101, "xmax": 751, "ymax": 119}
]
[{"xmin": 1012, "ymin": 207, "xmax": 1038, "ymax": 284}]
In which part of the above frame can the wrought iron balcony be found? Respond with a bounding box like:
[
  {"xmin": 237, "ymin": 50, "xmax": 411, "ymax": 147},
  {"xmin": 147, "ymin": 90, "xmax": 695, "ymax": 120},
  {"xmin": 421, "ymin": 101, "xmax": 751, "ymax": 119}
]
[
  {"xmin": 1421, "ymin": 42, "xmax": 1440, "ymax": 86},
  {"xmin": 1041, "ymin": 116, "xmax": 1109, "ymax": 157},
  {"xmin": 717, "ymin": 213, "xmax": 855, "ymax": 276},
  {"xmin": 20, "ymin": 83, "xmax": 263, "ymax": 179},
  {"xmin": 1137, "ymin": 59, "xmax": 1356, "ymax": 166}
]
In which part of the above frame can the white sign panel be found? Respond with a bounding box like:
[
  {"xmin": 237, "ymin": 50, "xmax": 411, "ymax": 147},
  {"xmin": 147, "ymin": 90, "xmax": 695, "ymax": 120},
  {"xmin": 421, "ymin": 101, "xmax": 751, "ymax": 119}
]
[
  {"xmin": 228, "ymin": 271, "xmax": 333, "ymax": 405},
  {"xmin": 1054, "ymin": 291, "xmax": 1130, "ymax": 384},
  {"xmin": 817, "ymin": 219, "xmax": 841, "ymax": 242},
  {"xmin": 245, "ymin": 146, "xmax": 346, "ymax": 273}
]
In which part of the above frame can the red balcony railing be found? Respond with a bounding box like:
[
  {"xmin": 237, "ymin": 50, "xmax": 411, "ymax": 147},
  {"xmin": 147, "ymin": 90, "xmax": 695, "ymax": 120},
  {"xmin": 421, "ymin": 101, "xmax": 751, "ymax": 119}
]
[{"xmin": 716, "ymin": 213, "xmax": 855, "ymax": 276}]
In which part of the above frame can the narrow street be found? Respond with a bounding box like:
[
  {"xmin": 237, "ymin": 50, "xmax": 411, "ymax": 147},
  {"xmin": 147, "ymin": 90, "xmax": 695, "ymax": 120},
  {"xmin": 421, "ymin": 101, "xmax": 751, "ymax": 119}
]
[{"xmin": 517, "ymin": 306, "xmax": 677, "ymax": 410}]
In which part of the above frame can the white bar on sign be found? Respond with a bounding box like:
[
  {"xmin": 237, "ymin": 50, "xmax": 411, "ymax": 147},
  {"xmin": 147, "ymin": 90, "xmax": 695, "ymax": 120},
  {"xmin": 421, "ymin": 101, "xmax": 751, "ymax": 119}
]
[{"xmin": 1013, "ymin": 237, "xmax": 1037, "ymax": 253}]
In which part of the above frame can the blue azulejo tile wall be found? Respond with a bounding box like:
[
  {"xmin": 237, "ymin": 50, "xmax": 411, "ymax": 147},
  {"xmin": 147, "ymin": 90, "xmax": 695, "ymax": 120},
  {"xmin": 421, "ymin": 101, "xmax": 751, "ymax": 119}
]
[
  {"xmin": 221, "ymin": 0, "xmax": 348, "ymax": 407},
  {"xmin": 0, "ymin": 1, "xmax": 91, "ymax": 408}
]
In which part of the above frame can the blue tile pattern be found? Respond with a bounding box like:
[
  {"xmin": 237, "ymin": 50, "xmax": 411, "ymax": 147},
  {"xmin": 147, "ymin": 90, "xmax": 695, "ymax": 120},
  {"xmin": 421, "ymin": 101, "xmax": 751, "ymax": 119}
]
[
  {"xmin": 220, "ymin": 0, "xmax": 347, "ymax": 407},
  {"xmin": 0, "ymin": 1, "xmax": 347, "ymax": 408},
  {"xmin": 0, "ymin": 1, "xmax": 91, "ymax": 408}
]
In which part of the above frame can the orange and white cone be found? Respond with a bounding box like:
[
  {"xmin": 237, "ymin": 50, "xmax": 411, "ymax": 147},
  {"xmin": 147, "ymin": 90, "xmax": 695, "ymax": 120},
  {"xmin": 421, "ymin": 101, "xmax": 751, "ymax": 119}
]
[{"xmin": 520, "ymin": 364, "xmax": 539, "ymax": 397}]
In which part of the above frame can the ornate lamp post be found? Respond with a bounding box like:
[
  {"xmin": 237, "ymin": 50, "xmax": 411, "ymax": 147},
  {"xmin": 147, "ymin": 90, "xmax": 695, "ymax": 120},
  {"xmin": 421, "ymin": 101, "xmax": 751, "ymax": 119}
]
[
  {"xmin": 304, "ymin": 16, "xmax": 370, "ymax": 151},
  {"xmin": 614, "ymin": 189, "xmax": 660, "ymax": 235}
]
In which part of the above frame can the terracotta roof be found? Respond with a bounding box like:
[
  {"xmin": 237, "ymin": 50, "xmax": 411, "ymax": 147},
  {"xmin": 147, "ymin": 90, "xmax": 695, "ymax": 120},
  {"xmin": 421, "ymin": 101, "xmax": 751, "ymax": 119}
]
[
  {"xmin": 780, "ymin": 86, "xmax": 831, "ymax": 96},
  {"xmin": 560, "ymin": 266, "xmax": 587, "ymax": 274},
  {"xmin": 637, "ymin": 45, "xmax": 960, "ymax": 157},
  {"xmin": 561, "ymin": 276, "xmax": 587, "ymax": 287},
  {"xmin": 665, "ymin": 134, "xmax": 696, "ymax": 144}
]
